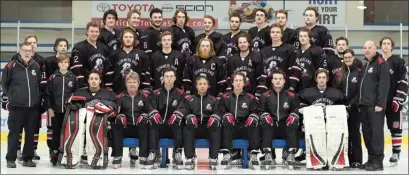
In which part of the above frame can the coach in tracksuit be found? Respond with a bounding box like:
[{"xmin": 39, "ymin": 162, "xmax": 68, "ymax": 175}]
[
  {"xmin": 357, "ymin": 40, "xmax": 390, "ymax": 171},
  {"xmin": 2, "ymin": 43, "xmax": 43, "ymax": 168}
]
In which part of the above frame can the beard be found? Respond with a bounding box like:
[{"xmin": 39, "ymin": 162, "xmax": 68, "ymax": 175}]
[
  {"xmin": 199, "ymin": 50, "xmax": 212, "ymax": 59},
  {"xmin": 337, "ymin": 50, "xmax": 345, "ymax": 56}
]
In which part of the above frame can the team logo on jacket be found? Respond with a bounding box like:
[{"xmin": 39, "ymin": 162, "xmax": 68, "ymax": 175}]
[
  {"xmin": 242, "ymin": 103, "xmax": 248, "ymax": 109},
  {"xmin": 172, "ymin": 100, "xmax": 178, "ymax": 107},
  {"xmin": 351, "ymin": 77, "xmax": 357, "ymax": 83},
  {"xmin": 283, "ymin": 102, "xmax": 289, "ymax": 110},
  {"xmin": 206, "ymin": 104, "xmax": 212, "ymax": 111},
  {"xmin": 31, "ymin": 70, "xmax": 36, "ymax": 76},
  {"xmin": 390, "ymin": 69, "xmax": 394, "ymax": 74},
  {"xmin": 68, "ymin": 81, "xmax": 73, "ymax": 88},
  {"xmin": 368, "ymin": 67, "xmax": 373, "ymax": 73},
  {"xmin": 138, "ymin": 100, "xmax": 144, "ymax": 107}
]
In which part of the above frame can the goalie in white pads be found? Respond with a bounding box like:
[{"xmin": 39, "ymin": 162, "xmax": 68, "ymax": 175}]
[
  {"xmin": 296, "ymin": 68, "xmax": 349, "ymax": 170},
  {"xmin": 59, "ymin": 70, "xmax": 117, "ymax": 169}
]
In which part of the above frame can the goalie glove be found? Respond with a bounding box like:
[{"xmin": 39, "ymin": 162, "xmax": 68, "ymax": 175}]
[
  {"xmin": 95, "ymin": 102, "xmax": 117, "ymax": 118},
  {"xmin": 168, "ymin": 111, "xmax": 183, "ymax": 126},
  {"xmin": 259, "ymin": 112, "xmax": 273, "ymax": 126},
  {"xmin": 68, "ymin": 95, "xmax": 87, "ymax": 110},
  {"xmin": 222, "ymin": 113, "xmax": 235, "ymax": 127},
  {"xmin": 245, "ymin": 114, "xmax": 259, "ymax": 127},
  {"xmin": 116, "ymin": 114, "xmax": 127, "ymax": 128},
  {"xmin": 207, "ymin": 114, "xmax": 221, "ymax": 128},
  {"xmin": 136, "ymin": 113, "xmax": 149, "ymax": 125},
  {"xmin": 149, "ymin": 111, "xmax": 162, "ymax": 125},
  {"xmin": 185, "ymin": 114, "xmax": 198, "ymax": 128}
]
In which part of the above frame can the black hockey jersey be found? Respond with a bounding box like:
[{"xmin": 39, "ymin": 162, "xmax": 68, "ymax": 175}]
[
  {"xmin": 297, "ymin": 86, "xmax": 346, "ymax": 108},
  {"xmin": 248, "ymin": 25, "xmax": 272, "ymax": 52},
  {"xmin": 222, "ymin": 31, "xmax": 246, "ymax": 58},
  {"xmin": 195, "ymin": 31, "xmax": 224, "ymax": 56},
  {"xmin": 174, "ymin": 94, "xmax": 218, "ymax": 124},
  {"xmin": 44, "ymin": 55, "xmax": 59, "ymax": 78},
  {"xmin": 108, "ymin": 48, "xmax": 151, "ymax": 94},
  {"xmin": 383, "ymin": 55, "xmax": 408, "ymax": 103},
  {"xmin": 147, "ymin": 87, "xmax": 185, "ymax": 123},
  {"xmin": 259, "ymin": 89, "xmax": 299, "ymax": 122},
  {"xmin": 294, "ymin": 25, "xmax": 333, "ymax": 49},
  {"xmin": 166, "ymin": 25, "xmax": 195, "ymax": 58},
  {"xmin": 150, "ymin": 50, "xmax": 185, "ymax": 89},
  {"xmin": 282, "ymin": 28, "xmax": 297, "ymax": 45},
  {"xmin": 139, "ymin": 27, "xmax": 162, "ymax": 54},
  {"xmin": 225, "ymin": 51, "xmax": 263, "ymax": 94},
  {"xmin": 297, "ymin": 45, "xmax": 328, "ymax": 91},
  {"xmin": 72, "ymin": 87, "xmax": 117, "ymax": 106},
  {"xmin": 116, "ymin": 90, "xmax": 150, "ymax": 125},
  {"xmin": 98, "ymin": 28, "xmax": 121, "ymax": 51},
  {"xmin": 124, "ymin": 27, "xmax": 144, "ymax": 49}
]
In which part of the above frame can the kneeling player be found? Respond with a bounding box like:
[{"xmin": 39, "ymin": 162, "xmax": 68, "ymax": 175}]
[
  {"xmin": 297, "ymin": 69, "xmax": 348, "ymax": 170},
  {"xmin": 110, "ymin": 72, "xmax": 150, "ymax": 168},
  {"xmin": 60, "ymin": 70, "xmax": 117, "ymax": 169},
  {"xmin": 258, "ymin": 69, "xmax": 300, "ymax": 170},
  {"xmin": 219, "ymin": 71, "xmax": 261, "ymax": 169},
  {"xmin": 175, "ymin": 76, "xmax": 221, "ymax": 170}
]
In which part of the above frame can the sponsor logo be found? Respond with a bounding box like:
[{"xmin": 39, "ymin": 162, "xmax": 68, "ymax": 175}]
[
  {"xmin": 97, "ymin": 3, "xmax": 111, "ymax": 12},
  {"xmin": 175, "ymin": 5, "xmax": 214, "ymax": 11},
  {"xmin": 162, "ymin": 4, "xmax": 173, "ymax": 12}
]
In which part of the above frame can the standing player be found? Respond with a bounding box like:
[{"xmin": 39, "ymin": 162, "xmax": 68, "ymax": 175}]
[
  {"xmin": 357, "ymin": 40, "xmax": 390, "ymax": 171},
  {"xmin": 166, "ymin": 9, "xmax": 195, "ymax": 58},
  {"xmin": 275, "ymin": 9, "xmax": 297, "ymax": 45},
  {"xmin": 195, "ymin": 15, "xmax": 224, "ymax": 56},
  {"xmin": 248, "ymin": 8, "xmax": 271, "ymax": 52},
  {"xmin": 380, "ymin": 36, "xmax": 408, "ymax": 166},
  {"xmin": 222, "ymin": 12, "xmax": 246, "ymax": 58},
  {"xmin": 108, "ymin": 28, "xmax": 151, "ymax": 94},
  {"xmin": 257, "ymin": 23, "xmax": 300, "ymax": 96},
  {"xmin": 225, "ymin": 33, "xmax": 263, "ymax": 94},
  {"xmin": 140, "ymin": 8, "xmax": 164, "ymax": 55},
  {"xmin": 125, "ymin": 9, "xmax": 143, "ymax": 48},
  {"xmin": 332, "ymin": 37, "xmax": 363, "ymax": 68},
  {"xmin": 98, "ymin": 9, "xmax": 121, "ymax": 52},
  {"xmin": 150, "ymin": 31, "xmax": 185, "ymax": 89},
  {"xmin": 70, "ymin": 21, "xmax": 112, "ymax": 88},
  {"xmin": 45, "ymin": 38, "xmax": 69, "ymax": 78},
  {"xmin": 183, "ymin": 38, "xmax": 226, "ymax": 97}
]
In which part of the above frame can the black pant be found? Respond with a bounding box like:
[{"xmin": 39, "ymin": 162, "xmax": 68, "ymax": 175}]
[
  {"xmin": 49, "ymin": 113, "xmax": 64, "ymax": 151},
  {"xmin": 33, "ymin": 110, "xmax": 42, "ymax": 150},
  {"xmin": 149, "ymin": 123, "xmax": 183, "ymax": 151},
  {"xmin": 6, "ymin": 107, "xmax": 38, "ymax": 161},
  {"xmin": 360, "ymin": 106, "xmax": 385, "ymax": 161},
  {"xmin": 111, "ymin": 122, "xmax": 149, "ymax": 158},
  {"xmin": 347, "ymin": 109, "xmax": 362, "ymax": 164},
  {"xmin": 183, "ymin": 123, "xmax": 221, "ymax": 159},
  {"xmin": 261, "ymin": 120, "xmax": 299, "ymax": 159},
  {"xmin": 385, "ymin": 102, "xmax": 403, "ymax": 154},
  {"xmin": 222, "ymin": 122, "xmax": 260, "ymax": 152}
]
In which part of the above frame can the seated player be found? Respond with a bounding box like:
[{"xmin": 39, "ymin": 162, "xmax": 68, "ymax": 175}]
[{"xmin": 110, "ymin": 72, "xmax": 150, "ymax": 168}]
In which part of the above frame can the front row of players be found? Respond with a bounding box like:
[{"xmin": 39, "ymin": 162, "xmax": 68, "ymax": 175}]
[{"xmin": 57, "ymin": 66, "xmax": 352, "ymax": 170}]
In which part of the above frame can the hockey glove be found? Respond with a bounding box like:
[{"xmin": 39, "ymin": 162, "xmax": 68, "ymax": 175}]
[
  {"xmin": 116, "ymin": 114, "xmax": 127, "ymax": 128},
  {"xmin": 149, "ymin": 111, "xmax": 163, "ymax": 125},
  {"xmin": 392, "ymin": 100, "xmax": 402, "ymax": 113},
  {"xmin": 259, "ymin": 112, "xmax": 273, "ymax": 126},
  {"xmin": 68, "ymin": 95, "xmax": 87, "ymax": 110},
  {"xmin": 245, "ymin": 114, "xmax": 259, "ymax": 128},
  {"xmin": 168, "ymin": 111, "xmax": 183, "ymax": 126},
  {"xmin": 286, "ymin": 113, "xmax": 300, "ymax": 127},
  {"xmin": 136, "ymin": 113, "xmax": 149, "ymax": 125},
  {"xmin": 185, "ymin": 114, "xmax": 198, "ymax": 128},
  {"xmin": 222, "ymin": 113, "xmax": 235, "ymax": 127},
  {"xmin": 95, "ymin": 102, "xmax": 117, "ymax": 118},
  {"xmin": 207, "ymin": 114, "xmax": 221, "ymax": 128}
]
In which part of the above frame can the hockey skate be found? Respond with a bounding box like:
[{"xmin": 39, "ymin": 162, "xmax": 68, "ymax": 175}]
[
  {"xmin": 50, "ymin": 150, "xmax": 59, "ymax": 166},
  {"xmin": 390, "ymin": 153, "xmax": 400, "ymax": 167},
  {"xmin": 260, "ymin": 148, "xmax": 273, "ymax": 170},
  {"xmin": 285, "ymin": 149, "xmax": 299, "ymax": 170},
  {"xmin": 33, "ymin": 150, "xmax": 40, "ymax": 164},
  {"xmin": 185, "ymin": 158, "xmax": 195, "ymax": 170},
  {"xmin": 112, "ymin": 157, "xmax": 122, "ymax": 169},
  {"xmin": 220, "ymin": 150, "xmax": 232, "ymax": 170},
  {"xmin": 230, "ymin": 150, "xmax": 243, "ymax": 168},
  {"xmin": 172, "ymin": 148, "xmax": 184, "ymax": 170},
  {"xmin": 129, "ymin": 148, "xmax": 138, "ymax": 167},
  {"xmin": 139, "ymin": 157, "xmax": 147, "ymax": 168},
  {"xmin": 145, "ymin": 151, "xmax": 158, "ymax": 169},
  {"xmin": 209, "ymin": 158, "xmax": 218, "ymax": 170},
  {"xmin": 248, "ymin": 150, "xmax": 259, "ymax": 170}
]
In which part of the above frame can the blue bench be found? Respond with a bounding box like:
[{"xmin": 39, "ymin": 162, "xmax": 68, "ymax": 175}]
[{"xmin": 122, "ymin": 138, "xmax": 305, "ymax": 169}]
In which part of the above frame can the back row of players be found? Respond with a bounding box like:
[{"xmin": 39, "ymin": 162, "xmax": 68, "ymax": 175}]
[{"xmin": 2, "ymin": 6, "xmax": 407, "ymax": 171}]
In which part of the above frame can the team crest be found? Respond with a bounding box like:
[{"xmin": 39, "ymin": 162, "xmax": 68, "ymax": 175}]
[
  {"xmin": 211, "ymin": 63, "xmax": 216, "ymax": 70},
  {"xmin": 31, "ymin": 70, "xmax": 36, "ymax": 76},
  {"xmin": 368, "ymin": 67, "xmax": 373, "ymax": 73},
  {"xmin": 172, "ymin": 100, "xmax": 178, "ymax": 107},
  {"xmin": 283, "ymin": 102, "xmax": 289, "ymax": 110},
  {"xmin": 242, "ymin": 103, "xmax": 248, "ymax": 109},
  {"xmin": 206, "ymin": 104, "xmax": 212, "ymax": 111},
  {"xmin": 351, "ymin": 77, "xmax": 357, "ymax": 83},
  {"xmin": 138, "ymin": 100, "xmax": 144, "ymax": 107},
  {"xmin": 390, "ymin": 69, "xmax": 394, "ymax": 74},
  {"xmin": 68, "ymin": 81, "xmax": 73, "ymax": 88}
]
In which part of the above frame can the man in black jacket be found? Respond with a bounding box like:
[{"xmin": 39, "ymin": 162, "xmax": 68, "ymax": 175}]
[
  {"xmin": 357, "ymin": 40, "xmax": 390, "ymax": 171},
  {"xmin": 2, "ymin": 43, "xmax": 43, "ymax": 168}
]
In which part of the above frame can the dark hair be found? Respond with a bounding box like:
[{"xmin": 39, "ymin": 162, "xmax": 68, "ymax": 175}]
[
  {"xmin": 255, "ymin": 8, "xmax": 268, "ymax": 18},
  {"xmin": 204, "ymin": 15, "xmax": 216, "ymax": 27},
  {"xmin": 103, "ymin": 9, "xmax": 118, "ymax": 25},
  {"xmin": 229, "ymin": 12, "xmax": 242, "ymax": 22},
  {"xmin": 275, "ymin": 9, "xmax": 289, "ymax": 19},
  {"xmin": 315, "ymin": 68, "xmax": 329, "ymax": 80},
  {"xmin": 195, "ymin": 75, "xmax": 209, "ymax": 85},
  {"xmin": 120, "ymin": 28, "xmax": 137, "ymax": 48},
  {"xmin": 335, "ymin": 49, "xmax": 355, "ymax": 85},
  {"xmin": 89, "ymin": 69, "xmax": 102, "ymax": 79},
  {"xmin": 150, "ymin": 8, "xmax": 163, "ymax": 18},
  {"xmin": 303, "ymin": 6, "xmax": 319, "ymax": 22},
  {"xmin": 270, "ymin": 23, "xmax": 283, "ymax": 34},
  {"xmin": 162, "ymin": 67, "xmax": 176, "ymax": 77},
  {"xmin": 299, "ymin": 27, "xmax": 312, "ymax": 40},
  {"xmin": 86, "ymin": 21, "xmax": 100, "ymax": 30},
  {"xmin": 53, "ymin": 38, "xmax": 69, "ymax": 52},
  {"xmin": 231, "ymin": 71, "xmax": 247, "ymax": 84},
  {"xmin": 270, "ymin": 69, "xmax": 286, "ymax": 78},
  {"xmin": 160, "ymin": 31, "xmax": 173, "ymax": 40},
  {"xmin": 172, "ymin": 8, "xmax": 189, "ymax": 26},
  {"xmin": 57, "ymin": 53, "xmax": 70, "ymax": 63},
  {"xmin": 335, "ymin": 36, "xmax": 349, "ymax": 46},
  {"xmin": 379, "ymin": 36, "xmax": 395, "ymax": 51},
  {"xmin": 236, "ymin": 32, "xmax": 252, "ymax": 51}
]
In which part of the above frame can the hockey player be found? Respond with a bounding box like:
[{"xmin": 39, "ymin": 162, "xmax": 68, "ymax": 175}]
[
  {"xmin": 98, "ymin": 9, "xmax": 121, "ymax": 52},
  {"xmin": 2, "ymin": 43, "xmax": 44, "ymax": 168},
  {"xmin": 195, "ymin": 15, "xmax": 224, "ymax": 56},
  {"xmin": 222, "ymin": 12, "xmax": 246, "ymax": 58},
  {"xmin": 108, "ymin": 28, "xmax": 151, "ymax": 94},
  {"xmin": 70, "ymin": 21, "xmax": 112, "ymax": 88},
  {"xmin": 225, "ymin": 32, "xmax": 263, "ymax": 94},
  {"xmin": 176, "ymin": 76, "xmax": 221, "ymax": 170},
  {"xmin": 60, "ymin": 70, "xmax": 117, "ymax": 169},
  {"xmin": 293, "ymin": 6, "xmax": 333, "ymax": 49},
  {"xmin": 44, "ymin": 54, "xmax": 78, "ymax": 166},
  {"xmin": 333, "ymin": 37, "xmax": 363, "ymax": 68},
  {"xmin": 111, "ymin": 72, "xmax": 150, "ymax": 168},
  {"xmin": 183, "ymin": 38, "xmax": 226, "ymax": 97},
  {"xmin": 219, "ymin": 72, "xmax": 261, "ymax": 169},
  {"xmin": 125, "ymin": 9, "xmax": 143, "ymax": 49},
  {"xmin": 258, "ymin": 69, "xmax": 301, "ymax": 170},
  {"xmin": 357, "ymin": 40, "xmax": 390, "ymax": 171},
  {"xmin": 333, "ymin": 49, "xmax": 362, "ymax": 168},
  {"xmin": 45, "ymin": 38, "xmax": 69, "ymax": 78},
  {"xmin": 150, "ymin": 31, "xmax": 186, "ymax": 89},
  {"xmin": 166, "ymin": 9, "xmax": 195, "ymax": 58},
  {"xmin": 296, "ymin": 28, "xmax": 328, "ymax": 91},
  {"xmin": 257, "ymin": 23, "xmax": 301, "ymax": 96},
  {"xmin": 139, "ymin": 8, "xmax": 163, "ymax": 55},
  {"xmin": 275, "ymin": 9, "xmax": 297, "ymax": 45},
  {"xmin": 379, "ymin": 36, "xmax": 408, "ymax": 166},
  {"xmin": 248, "ymin": 8, "xmax": 271, "ymax": 52},
  {"xmin": 145, "ymin": 68, "xmax": 185, "ymax": 169},
  {"xmin": 297, "ymin": 68, "xmax": 348, "ymax": 170}
]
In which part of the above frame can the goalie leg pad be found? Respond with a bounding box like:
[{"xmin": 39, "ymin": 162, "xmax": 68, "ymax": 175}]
[
  {"xmin": 304, "ymin": 106, "xmax": 327, "ymax": 169},
  {"xmin": 325, "ymin": 105, "xmax": 349, "ymax": 169},
  {"xmin": 86, "ymin": 110, "xmax": 109, "ymax": 169},
  {"xmin": 60, "ymin": 108, "xmax": 87, "ymax": 168}
]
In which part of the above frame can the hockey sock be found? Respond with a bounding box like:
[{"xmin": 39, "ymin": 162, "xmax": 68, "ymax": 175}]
[{"xmin": 392, "ymin": 133, "xmax": 402, "ymax": 154}]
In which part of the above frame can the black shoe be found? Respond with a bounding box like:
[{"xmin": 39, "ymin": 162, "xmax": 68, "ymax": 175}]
[
  {"xmin": 7, "ymin": 161, "xmax": 16, "ymax": 168},
  {"xmin": 360, "ymin": 157, "xmax": 373, "ymax": 170},
  {"xmin": 365, "ymin": 161, "xmax": 383, "ymax": 171},
  {"xmin": 22, "ymin": 160, "xmax": 36, "ymax": 167},
  {"xmin": 350, "ymin": 162, "xmax": 362, "ymax": 168}
]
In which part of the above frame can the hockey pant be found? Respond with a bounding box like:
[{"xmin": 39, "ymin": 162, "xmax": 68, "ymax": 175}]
[
  {"xmin": 347, "ymin": 108, "xmax": 362, "ymax": 164},
  {"xmin": 111, "ymin": 123, "xmax": 149, "ymax": 158},
  {"xmin": 183, "ymin": 123, "xmax": 221, "ymax": 159},
  {"xmin": 385, "ymin": 100, "xmax": 404, "ymax": 154},
  {"xmin": 360, "ymin": 105, "xmax": 385, "ymax": 163},
  {"xmin": 60, "ymin": 108, "xmax": 109, "ymax": 168},
  {"xmin": 222, "ymin": 122, "xmax": 260, "ymax": 153},
  {"xmin": 304, "ymin": 105, "xmax": 349, "ymax": 169},
  {"xmin": 261, "ymin": 119, "xmax": 299, "ymax": 158},
  {"xmin": 148, "ymin": 123, "xmax": 183, "ymax": 152}
]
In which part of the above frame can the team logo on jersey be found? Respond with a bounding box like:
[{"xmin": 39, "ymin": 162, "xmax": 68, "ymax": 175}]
[
  {"xmin": 175, "ymin": 58, "xmax": 179, "ymax": 66},
  {"xmin": 368, "ymin": 67, "xmax": 373, "ymax": 73},
  {"xmin": 351, "ymin": 77, "xmax": 357, "ymax": 83},
  {"xmin": 211, "ymin": 63, "xmax": 216, "ymax": 70},
  {"xmin": 121, "ymin": 62, "xmax": 133, "ymax": 76},
  {"xmin": 390, "ymin": 69, "xmax": 394, "ymax": 74},
  {"xmin": 94, "ymin": 58, "xmax": 104, "ymax": 70},
  {"xmin": 68, "ymin": 81, "xmax": 73, "ymax": 88},
  {"xmin": 242, "ymin": 103, "xmax": 248, "ymax": 109},
  {"xmin": 252, "ymin": 41, "xmax": 260, "ymax": 52},
  {"xmin": 172, "ymin": 100, "xmax": 178, "ymax": 107},
  {"xmin": 283, "ymin": 102, "xmax": 289, "ymax": 110},
  {"xmin": 138, "ymin": 100, "xmax": 144, "ymax": 107},
  {"xmin": 206, "ymin": 104, "xmax": 212, "ymax": 111},
  {"xmin": 31, "ymin": 70, "xmax": 36, "ymax": 76}
]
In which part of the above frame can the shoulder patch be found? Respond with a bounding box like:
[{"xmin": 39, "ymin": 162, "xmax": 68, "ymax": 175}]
[
  {"xmin": 48, "ymin": 74, "xmax": 54, "ymax": 81},
  {"xmin": 210, "ymin": 95, "xmax": 216, "ymax": 102},
  {"xmin": 6, "ymin": 60, "xmax": 15, "ymax": 69},
  {"xmin": 153, "ymin": 88, "xmax": 161, "ymax": 94},
  {"xmin": 223, "ymin": 92, "xmax": 229, "ymax": 99},
  {"xmin": 176, "ymin": 88, "xmax": 184, "ymax": 95},
  {"xmin": 287, "ymin": 91, "xmax": 295, "ymax": 98},
  {"xmin": 246, "ymin": 93, "xmax": 255, "ymax": 99},
  {"xmin": 141, "ymin": 92, "xmax": 149, "ymax": 98},
  {"xmin": 116, "ymin": 92, "xmax": 123, "ymax": 99},
  {"xmin": 185, "ymin": 95, "xmax": 193, "ymax": 101},
  {"xmin": 263, "ymin": 90, "xmax": 271, "ymax": 96},
  {"xmin": 377, "ymin": 56, "xmax": 384, "ymax": 64}
]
